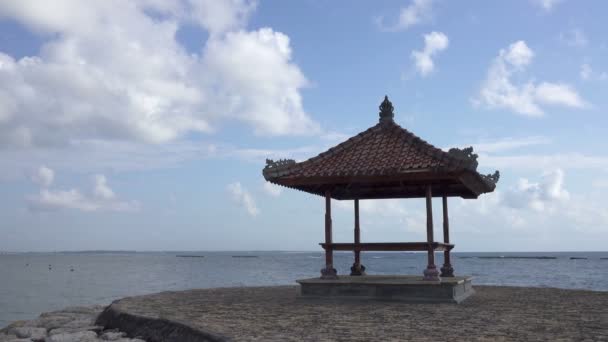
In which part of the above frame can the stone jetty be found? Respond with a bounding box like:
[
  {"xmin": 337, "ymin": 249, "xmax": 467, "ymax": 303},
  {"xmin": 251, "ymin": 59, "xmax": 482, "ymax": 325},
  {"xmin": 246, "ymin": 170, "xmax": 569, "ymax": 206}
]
[
  {"xmin": 2, "ymin": 285, "xmax": 607, "ymax": 341},
  {"xmin": 100, "ymin": 285, "xmax": 606, "ymax": 341}
]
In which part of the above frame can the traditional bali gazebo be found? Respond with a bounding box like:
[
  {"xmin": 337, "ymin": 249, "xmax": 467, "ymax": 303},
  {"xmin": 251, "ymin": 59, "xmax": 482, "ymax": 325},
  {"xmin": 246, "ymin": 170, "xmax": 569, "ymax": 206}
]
[{"xmin": 263, "ymin": 96, "xmax": 499, "ymax": 302}]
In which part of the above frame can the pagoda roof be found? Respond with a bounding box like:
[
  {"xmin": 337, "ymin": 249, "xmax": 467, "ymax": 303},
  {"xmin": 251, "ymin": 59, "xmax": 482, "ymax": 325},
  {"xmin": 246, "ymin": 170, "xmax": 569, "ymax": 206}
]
[{"xmin": 263, "ymin": 96, "xmax": 499, "ymax": 200}]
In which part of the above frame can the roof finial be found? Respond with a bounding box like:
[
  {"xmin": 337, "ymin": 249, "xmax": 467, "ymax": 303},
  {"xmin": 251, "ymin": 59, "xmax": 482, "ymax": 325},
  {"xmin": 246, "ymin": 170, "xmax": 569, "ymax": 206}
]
[{"xmin": 379, "ymin": 95, "xmax": 394, "ymax": 123}]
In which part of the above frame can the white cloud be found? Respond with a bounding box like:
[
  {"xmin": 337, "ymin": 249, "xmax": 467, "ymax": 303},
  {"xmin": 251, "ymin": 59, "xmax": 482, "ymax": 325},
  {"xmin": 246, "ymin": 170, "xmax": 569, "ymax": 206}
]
[
  {"xmin": 262, "ymin": 182, "xmax": 282, "ymax": 197},
  {"xmin": 411, "ymin": 31, "xmax": 448, "ymax": 77},
  {"xmin": 27, "ymin": 173, "xmax": 138, "ymax": 212},
  {"xmin": 375, "ymin": 0, "xmax": 433, "ymax": 31},
  {"xmin": 580, "ymin": 63, "xmax": 607, "ymax": 81},
  {"xmin": 467, "ymin": 136, "xmax": 551, "ymax": 154},
  {"xmin": 534, "ymin": 82, "xmax": 587, "ymax": 108},
  {"xmin": 31, "ymin": 165, "xmax": 54, "ymax": 187},
  {"xmin": 559, "ymin": 28, "xmax": 588, "ymax": 47},
  {"xmin": 329, "ymin": 168, "xmax": 608, "ymax": 249},
  {"xmin": 451, "ymin": 168, "xmax": 608, "ymax": 245},
  {"xmin": 28, "ymin": 189, "xmax": 99, "ymax": 212},
  {"xmin": 93, "ymin": 175, "xmax": 115, "ymax": 200},
  {"xmin": 0, "ymin": 0, "xmax": 317, "ymax": 149},
  {"xmin": 187, "ymin": 0, "xmax": 257, "ymax": 36},
  {"xmin": 227, "ymin": 182, "xmax": 258, "ymax": 216},
  {"xmin": 503, "ymin": 169, "xmax": 569, "ymax": 211},
  {"xmin": 202, "ymin": 28, "xmax": 318, "ymax": 136},
  {"xmin": 502, "ymin": 40, "xmax": 534, "ymax": 68},
  {"xmin": 474, "ymin": 40, "xmax": 587, "ymax": 116},
  {"xmin": 532, "ymin": 0, "xmax": 562, "ymax": 11}
]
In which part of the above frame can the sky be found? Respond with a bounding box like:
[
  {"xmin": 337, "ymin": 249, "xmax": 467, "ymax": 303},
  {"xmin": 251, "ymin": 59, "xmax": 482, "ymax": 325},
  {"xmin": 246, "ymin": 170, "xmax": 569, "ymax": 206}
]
[{"xmin": 0, "ymin": 0, "xmax": 607, "ymax": 252}]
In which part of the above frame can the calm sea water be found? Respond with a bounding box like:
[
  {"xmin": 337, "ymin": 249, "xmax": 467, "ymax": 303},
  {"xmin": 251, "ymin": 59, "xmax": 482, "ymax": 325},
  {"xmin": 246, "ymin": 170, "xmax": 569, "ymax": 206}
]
[{"xmin": 1, "ymin": 251, "xmax": 607, "ymax": 327}]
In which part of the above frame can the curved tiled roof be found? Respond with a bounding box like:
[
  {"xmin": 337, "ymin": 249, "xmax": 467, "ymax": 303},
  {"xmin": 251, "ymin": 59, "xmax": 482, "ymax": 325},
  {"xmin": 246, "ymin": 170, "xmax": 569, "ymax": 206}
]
[
  {"xmin": 262, "ymin": 96, "xmax": 498, "ymax": 199},
  {"xmin": 283, "ymin": 122, "xmax": 477, "ymax": 179}
]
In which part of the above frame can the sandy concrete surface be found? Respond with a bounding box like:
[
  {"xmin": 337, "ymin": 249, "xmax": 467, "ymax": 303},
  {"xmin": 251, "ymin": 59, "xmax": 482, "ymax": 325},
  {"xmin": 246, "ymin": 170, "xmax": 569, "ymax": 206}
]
[{"xmin": 99, "ymin": 285, "xmax": 607, "ymax": 341}]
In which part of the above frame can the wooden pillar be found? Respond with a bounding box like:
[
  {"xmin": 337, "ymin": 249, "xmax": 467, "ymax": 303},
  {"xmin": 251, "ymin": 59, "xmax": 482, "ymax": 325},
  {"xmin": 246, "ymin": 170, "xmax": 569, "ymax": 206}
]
[
  {"xmin": 350, "ymin": 199, "xmax": 366, "ymax": 276},
  {"xmin": 423, "ymin": 185, "xmax": 440, "ymax": 281},
  {"xmin": 440, "ymin": 195, "xmax": 454, "ymax": 277},
  {"xmin": 321, "ymin": 190, "xmax": 337, "ymax": 279}
]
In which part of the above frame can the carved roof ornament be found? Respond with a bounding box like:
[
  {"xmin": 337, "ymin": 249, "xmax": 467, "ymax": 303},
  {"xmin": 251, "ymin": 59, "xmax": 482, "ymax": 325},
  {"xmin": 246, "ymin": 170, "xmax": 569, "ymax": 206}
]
[
  {"xmin": 447, "ymin": 146, "xmax": 479, "ymax": 169},
  {"xmin": 265, "ymin": 158, "xmax": 295, "ymax": 170},
  {"xmin": 379, "ymin": 95, "xmax": 395, "ymax": 123},
  {"xmin": 482, "ymin": 170, "xmax": 500, "ymax": 184}
]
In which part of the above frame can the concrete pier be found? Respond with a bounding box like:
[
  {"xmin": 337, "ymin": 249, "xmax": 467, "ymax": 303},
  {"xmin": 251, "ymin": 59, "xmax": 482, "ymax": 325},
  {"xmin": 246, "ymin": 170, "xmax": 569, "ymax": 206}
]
[{"xmin": 93, "ymin": 285, "xmax": 607, "ymax": 341}]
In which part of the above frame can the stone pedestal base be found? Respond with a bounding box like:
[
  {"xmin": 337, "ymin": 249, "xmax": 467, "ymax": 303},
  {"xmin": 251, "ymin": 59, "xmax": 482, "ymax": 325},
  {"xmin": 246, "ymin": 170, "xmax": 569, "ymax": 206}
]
[
  {"xmin": 350, "ymin": 263, "xmax": 366, "ymax": 276},
  {"xmin": 297, "ymin": 275, "xmax": 474, "ymax": 303},
  {"xmin": 440, "ymin": 264, "xmax": 454, "ymax": 277},
  {"xmin": 320, "ymin": 267, "xmax": 337, "ymax": 279},
  {"xmin": 423, "ymin": 266, "xmax": 440, "ymax": 282}
]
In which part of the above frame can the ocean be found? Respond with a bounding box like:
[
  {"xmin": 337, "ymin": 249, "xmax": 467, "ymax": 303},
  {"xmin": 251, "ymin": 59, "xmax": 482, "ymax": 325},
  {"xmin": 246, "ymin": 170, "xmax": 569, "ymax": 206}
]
[{"xmin": 1, "ymin": 251, "xmax": 607, "ymax": 328}]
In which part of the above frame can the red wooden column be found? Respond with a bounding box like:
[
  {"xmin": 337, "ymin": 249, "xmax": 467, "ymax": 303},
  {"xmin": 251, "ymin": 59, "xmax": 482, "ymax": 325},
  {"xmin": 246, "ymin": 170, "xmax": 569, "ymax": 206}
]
[
  {"xmin": 423, "ymin": 185, "xmax": 440, "ymax": 281},
  {"xmin": 350, "ymin": 199, "xmax": 366, "ymax": 276},
  {"xmin": 440, "ymin": 195, "xmax": 455, "ymax": 277},
  {"xmin": 321, "ymin": 190, "xmax": 338, "ymax": 279}
]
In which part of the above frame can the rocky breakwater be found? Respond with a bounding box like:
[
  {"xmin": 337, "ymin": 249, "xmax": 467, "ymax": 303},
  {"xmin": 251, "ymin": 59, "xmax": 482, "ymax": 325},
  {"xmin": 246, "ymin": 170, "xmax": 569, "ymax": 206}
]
[{"xmin": 0, "ymin": 306, "xmax": 145, "ymax": 342}]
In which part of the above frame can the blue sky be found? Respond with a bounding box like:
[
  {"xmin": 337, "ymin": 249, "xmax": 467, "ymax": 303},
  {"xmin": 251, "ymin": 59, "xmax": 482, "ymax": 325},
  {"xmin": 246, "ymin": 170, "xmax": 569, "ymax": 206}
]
[{"xmin": 0, "ymin": 0, "xmax": 607, "ymax": 252}]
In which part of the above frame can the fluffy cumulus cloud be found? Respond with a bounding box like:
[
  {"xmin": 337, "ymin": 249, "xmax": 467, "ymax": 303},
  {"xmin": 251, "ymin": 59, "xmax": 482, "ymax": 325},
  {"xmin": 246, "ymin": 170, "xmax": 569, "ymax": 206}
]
[
  {"xmin": 27, "ymin": 167, "xmax": 139, "ymax": 212},
  {"xmin": 331, "ymin": 165, "xmax": 608, "ymax": 249},
  {"xmin": 31, "ymin": 165, "xmax": 54, "ymax": 187},
  {"xmin": 375, "ymin": 0, "xmax": 433, "ymax": 31},
  {"xmin": 503, "ymin": 169, "xmax": 569, "ymax": 212},
  {"xmin": 0, "ymin": 0, "xmax": 318, "ymax": 149},
  {"xmin": 227, "ymin": 182, "xmax": 259, "ymax": 216},
  {"xmin": 187, "ymin": 0, "xmax": 257, "ymax": 35},
  {"xmin": 474, "ymin": 40, "xmax": 587, "ymax": 116},
  {"xmin": 411, "ymin": 31, "xmax": 448, "ymax": 77}
]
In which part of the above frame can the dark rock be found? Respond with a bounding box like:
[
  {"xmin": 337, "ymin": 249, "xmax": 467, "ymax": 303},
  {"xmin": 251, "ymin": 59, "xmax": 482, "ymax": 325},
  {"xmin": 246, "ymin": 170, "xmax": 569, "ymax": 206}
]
[{"xmin": 96, "ymin": 304, "xmax": 226, "ymax": 342}]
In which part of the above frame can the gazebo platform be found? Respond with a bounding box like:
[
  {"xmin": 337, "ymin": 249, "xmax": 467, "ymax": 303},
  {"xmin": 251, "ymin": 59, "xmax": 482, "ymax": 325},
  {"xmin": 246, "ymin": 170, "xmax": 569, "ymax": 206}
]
[{"xmin": 297, "ymin": 275, "xmax": 474, "ymax": 303}]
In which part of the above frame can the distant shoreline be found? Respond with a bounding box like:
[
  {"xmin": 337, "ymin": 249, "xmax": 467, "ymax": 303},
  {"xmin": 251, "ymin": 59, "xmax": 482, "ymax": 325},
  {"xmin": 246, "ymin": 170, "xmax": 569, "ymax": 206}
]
[{"xmin": 2, "ymin": 250, "xmax": 607, "ymax": 254}]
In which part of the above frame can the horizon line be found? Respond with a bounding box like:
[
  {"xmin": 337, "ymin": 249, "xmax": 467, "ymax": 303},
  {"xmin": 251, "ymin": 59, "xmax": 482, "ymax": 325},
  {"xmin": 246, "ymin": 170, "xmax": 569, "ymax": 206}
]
[{"xmin": 1, "ymin": 249, "xmax": 607, "ymax": 254}]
